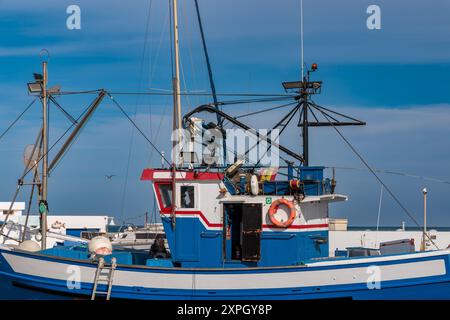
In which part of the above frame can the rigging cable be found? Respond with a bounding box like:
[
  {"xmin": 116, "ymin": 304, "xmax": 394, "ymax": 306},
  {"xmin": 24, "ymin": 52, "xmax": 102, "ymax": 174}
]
[
  {"xmin": 120, "ymin": 0, "xmax": 154, "ymax": 224},
  {"xmin": 325, "ymin": 166, "xmax": 450, "ymax": 186},
  {"xmin": 310, "ymin": 103, "xmax": 439, "ymax": 249},
  {"xmin": 0, "ymin": 128, "xmax": 42, "ymax": 234},
  {"xmin": 194, "ymin": 0, "xmax": 219, "ymax": 115},
  {"xmin": 375, "ymin": 184, "xmax": 383, "ymax": 246},
  {"xmin": 146, "ymin": 5, "xmax": 171, "ymax": 166},
  {"xmin": 234, "ymin": 101, "xmax": 298, "ymax": 119},
  {"xmin": 106, "ymin": 92, "xmax": 171, "ymax": 166},
  {"xmin": 0, "ymin": 98, "xmax": 37, "ymax": 143},
  {"xmin": 93, "ymin": 91, "xmax": 295, "ymax": 98}
]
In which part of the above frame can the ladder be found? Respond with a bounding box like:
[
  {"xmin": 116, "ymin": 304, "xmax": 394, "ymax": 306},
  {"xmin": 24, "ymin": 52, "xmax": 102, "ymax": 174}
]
[{"xmin": 91, "ymin": 256, "xmax": 117, "ymax": 300}]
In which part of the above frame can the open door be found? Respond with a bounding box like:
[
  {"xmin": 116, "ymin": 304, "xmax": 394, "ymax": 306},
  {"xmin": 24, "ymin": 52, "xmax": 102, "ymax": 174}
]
[{"xmin": 242, "ymin": 203, "xmax": 262, "ymax": 262}]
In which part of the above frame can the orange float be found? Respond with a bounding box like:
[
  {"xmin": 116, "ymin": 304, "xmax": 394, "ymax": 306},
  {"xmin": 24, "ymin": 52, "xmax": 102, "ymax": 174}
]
[{"xmin": 268, "ymin": 198, "xmax": 297, "ymax": 228}]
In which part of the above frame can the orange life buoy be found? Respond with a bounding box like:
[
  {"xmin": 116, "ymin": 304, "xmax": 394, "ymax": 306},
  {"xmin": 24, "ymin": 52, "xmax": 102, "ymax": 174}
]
[{"xmin": 268, "ymin": 198, "xmax": 296, "ymax": 228}]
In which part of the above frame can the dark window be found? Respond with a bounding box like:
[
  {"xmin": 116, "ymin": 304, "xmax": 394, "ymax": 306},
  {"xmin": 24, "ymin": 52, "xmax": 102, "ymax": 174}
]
[
  {"xmin": 159, "ymin": 184, "xmax": 173, "ymax": 209},
  {"xmin": 180, "ymin": 186, "xmax": 195, "ymax": 208}
]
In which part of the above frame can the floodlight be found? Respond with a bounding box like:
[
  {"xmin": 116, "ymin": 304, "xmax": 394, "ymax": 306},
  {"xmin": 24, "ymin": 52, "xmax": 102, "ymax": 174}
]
[{"xmin": 27, "ymin": 82, "xmax": 42, "ymax": 94}]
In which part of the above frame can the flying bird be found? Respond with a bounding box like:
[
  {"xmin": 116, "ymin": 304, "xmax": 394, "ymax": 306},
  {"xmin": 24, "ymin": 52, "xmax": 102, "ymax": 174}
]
[{"xmin": 105, "ymin": 174, "xmax": 117, "ymax": 180}]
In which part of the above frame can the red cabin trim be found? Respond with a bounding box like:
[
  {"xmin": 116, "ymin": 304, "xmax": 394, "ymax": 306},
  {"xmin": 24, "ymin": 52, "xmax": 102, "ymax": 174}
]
[{"xmin": 141, "ymin": 169, "xmax": 223, "ymax": 181}]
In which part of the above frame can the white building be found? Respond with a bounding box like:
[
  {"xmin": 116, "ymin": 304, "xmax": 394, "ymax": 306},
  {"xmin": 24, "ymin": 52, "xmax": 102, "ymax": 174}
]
[{"xmin": 0, "ymin": 202, "xmax": 115, "ymax": 249}]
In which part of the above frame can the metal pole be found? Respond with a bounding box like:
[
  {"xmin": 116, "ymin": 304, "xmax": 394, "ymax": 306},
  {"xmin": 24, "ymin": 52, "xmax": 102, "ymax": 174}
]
[
  {"xmin": 41, "ymin": 61, "xmax": 48, "ymax": 249},
  {"xmin": 302, "ymin": 80, "xmax": 309, "ymax": 166},
  {"xmin": 422, "ymin": 188, "xmax": 427, "ymax": 251},
  {"xmin": 172, "ymin": 0, "xmax": 182, "ymax": 167},
  {"xmin": 170, "ymin": 0, "xmax": 181, "ymax": 228}
]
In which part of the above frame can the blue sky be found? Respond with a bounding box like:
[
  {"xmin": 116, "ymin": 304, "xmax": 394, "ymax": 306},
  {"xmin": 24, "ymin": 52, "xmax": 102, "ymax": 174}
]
[{"xmin": 0, "ymin": 0, "xmax": 450, "ymax": 227}]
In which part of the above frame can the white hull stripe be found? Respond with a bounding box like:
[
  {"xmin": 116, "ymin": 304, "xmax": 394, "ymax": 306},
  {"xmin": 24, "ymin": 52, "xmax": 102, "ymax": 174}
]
[{"xmin": 2, "ymin": 252, "xmax": 446, "ymax": 291}]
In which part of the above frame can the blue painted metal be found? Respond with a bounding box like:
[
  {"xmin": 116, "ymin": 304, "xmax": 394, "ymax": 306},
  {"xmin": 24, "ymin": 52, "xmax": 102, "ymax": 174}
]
[
  {"xmin": 299, "ymin": 166, "xmax": 324, "ymax": 196},
  {"xmin": 163, "ymin": 215, "xmax": 328, "ymax": 267}
]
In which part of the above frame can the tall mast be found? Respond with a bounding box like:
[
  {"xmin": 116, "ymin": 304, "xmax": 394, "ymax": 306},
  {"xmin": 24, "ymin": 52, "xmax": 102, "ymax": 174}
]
[
  {"xmin": 171, "ymin": 0, "xmax": 182, "ymax": 166},
  {"xmin": 40, "ymin": 61, "xmax": 48, "ymax": 249},
  {"xmin": 301, "ymin": 83, "xmax": 309, "ymax": 166},
  {"xmin": 170, "ymin": 0, "xmax": 182, "ymax": 228}
]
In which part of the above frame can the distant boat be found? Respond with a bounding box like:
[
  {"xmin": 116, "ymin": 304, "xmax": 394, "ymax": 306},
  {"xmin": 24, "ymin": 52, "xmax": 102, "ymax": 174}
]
[{"xmin": 111, "ymin": 223, "xmax": 169, "ymax": 255}]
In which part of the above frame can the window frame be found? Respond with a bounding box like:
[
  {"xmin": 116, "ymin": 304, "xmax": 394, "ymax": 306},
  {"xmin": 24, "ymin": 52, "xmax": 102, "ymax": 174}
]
[{"xmin": 177, "ymin": 183, "xmax": 198, "ymax": 210}]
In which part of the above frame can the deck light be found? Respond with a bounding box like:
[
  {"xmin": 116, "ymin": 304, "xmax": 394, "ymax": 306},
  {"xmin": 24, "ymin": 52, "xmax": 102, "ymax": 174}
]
[{"xmin": 27, "ymin": 82, "xmax": 42, "ymax": 94}]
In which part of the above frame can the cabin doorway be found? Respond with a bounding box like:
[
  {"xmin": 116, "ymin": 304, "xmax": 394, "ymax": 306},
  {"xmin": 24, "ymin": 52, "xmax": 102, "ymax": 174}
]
[{"xmin": 223, "ymin": 203, "xmax": 262, "ymax": 262}]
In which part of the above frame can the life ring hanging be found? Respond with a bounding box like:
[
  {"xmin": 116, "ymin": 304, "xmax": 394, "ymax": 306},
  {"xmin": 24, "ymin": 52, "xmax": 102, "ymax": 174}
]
[{"xmin": 268, "ymin": 198, "xmax": 297, "ymax": 228}]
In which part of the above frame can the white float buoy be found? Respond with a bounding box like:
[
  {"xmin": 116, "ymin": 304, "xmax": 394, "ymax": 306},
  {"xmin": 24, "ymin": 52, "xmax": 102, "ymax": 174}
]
[
  {"xmin": 250, "ymin": 174, "xmax": 259, "ymax": 196},
  {"xmin": 18, "ymin": 240, "xmax": 41, "ymax": 252},
  {"xmin": 88, "ymin": 236, "xmax": 112, "ymax": 255}
]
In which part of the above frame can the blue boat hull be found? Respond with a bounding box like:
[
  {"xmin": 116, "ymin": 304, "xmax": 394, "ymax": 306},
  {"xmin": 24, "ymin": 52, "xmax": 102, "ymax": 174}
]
[{"xmin": 0, "ymin": 247, "xmax": 449, "ymax": 300}]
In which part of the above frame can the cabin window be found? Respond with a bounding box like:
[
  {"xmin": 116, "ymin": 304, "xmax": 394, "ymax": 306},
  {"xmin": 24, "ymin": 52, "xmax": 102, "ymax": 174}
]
[
  {"xmin": 180, "ymin": 186, "xmax": 195, "ymax": 208},
  {"xmin": 158, "ymin": 184, "xmax": 173, "ymax": 209}
]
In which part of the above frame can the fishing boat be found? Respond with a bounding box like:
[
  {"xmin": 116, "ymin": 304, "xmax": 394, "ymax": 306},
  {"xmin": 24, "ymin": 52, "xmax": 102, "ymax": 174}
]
[
  {"xmin": 111, "ymin": 223, "xmax": 168, "ymax": 254},
  {"xmin": 0, "ymin": 0, "xmax": 449, "ymax": 300}
]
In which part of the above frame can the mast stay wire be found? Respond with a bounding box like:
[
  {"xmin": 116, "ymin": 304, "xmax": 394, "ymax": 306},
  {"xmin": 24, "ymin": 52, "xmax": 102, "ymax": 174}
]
[
  {"xmin": 106, "ymin": 92, "xmax": 171, "ymax": 166},
  {"xmin": 0, "ymin": 128, "xmax": 42, "ymax": 235},
  {"xmin": 186, "ymin": 114, "xmax": 294, "ymax": 172},
  {"xmin": 0, "ymin": 98, "xmax": 38, "ymax": 143},
  {"xmin": 375, "ymin": 184, "xmax": 384, "ymax": 247},
  {"xmin": 180, "ymin": 0, "xmax": 201, "ymax": 110},
  {"xmin": 48, "ymin": 96, "xmax": 78, "ymax": 125},
  {"xmin": 90, "ymin": 91, "xmax": 296, "ymax": 98},
  {"xmin": 250, "ymin": 104, "xmax": 301, "ymax": 170},
  {"xmin": 1, "ymin": 90, "xmax": 171, "ymax": 234},
  {"xmin": 146, "ymin": 5, "xmax": 171, "ymax": 167},
  {"xmin": 309, "ymin": 102, "xmax": 439, "ymax": 250},
  {"xmin": 120, "ymin": 0, "xmax": 154, "ymax": 224},
  {"xmin": 325, "ymin": 165, "xmax": 450, "ymax": 186},
  {"xmin": 234, "ymin": 101, "xmax": 298, "ymax": 119}
]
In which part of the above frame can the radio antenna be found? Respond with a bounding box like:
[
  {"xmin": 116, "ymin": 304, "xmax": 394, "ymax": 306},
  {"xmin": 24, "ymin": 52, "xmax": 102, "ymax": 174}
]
[{"xmin": 300, "ymin": 0, "xmax": 305, "ymax": 80}]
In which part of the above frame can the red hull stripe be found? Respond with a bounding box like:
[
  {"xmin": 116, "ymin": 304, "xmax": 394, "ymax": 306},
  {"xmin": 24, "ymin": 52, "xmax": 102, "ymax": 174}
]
[
  {"xmin": 262, "ymin": 223, "xmax": 328, "ymax": 229},
  {"xmin": 174, "ymin": 211, "xmax": 222, "ymax": 228},
  {"xmin": 171, "ymin": 211, "xmax": 328, "ymax": 230}
]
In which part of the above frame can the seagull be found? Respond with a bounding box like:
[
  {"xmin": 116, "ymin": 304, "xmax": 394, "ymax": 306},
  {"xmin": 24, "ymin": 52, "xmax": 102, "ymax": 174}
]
[{"xmin": 105, "ymin": 174, "xmax": 117, "ymax": 180}]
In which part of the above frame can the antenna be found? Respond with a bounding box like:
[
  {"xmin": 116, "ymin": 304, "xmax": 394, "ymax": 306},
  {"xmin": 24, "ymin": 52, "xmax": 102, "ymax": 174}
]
[
  {"xmin": 282, "ymin": 64, "xmax": 366, "ymax": 166},
  {"xmin": 300, "ymin": 0, "xmax": 304, "ymax": 80}
]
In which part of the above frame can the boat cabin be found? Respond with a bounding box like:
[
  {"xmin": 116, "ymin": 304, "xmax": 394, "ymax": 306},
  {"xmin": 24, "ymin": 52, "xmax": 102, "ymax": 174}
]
[{"xmin": 141, "ymin": 166, "xmax": 346, "ymax": 268}]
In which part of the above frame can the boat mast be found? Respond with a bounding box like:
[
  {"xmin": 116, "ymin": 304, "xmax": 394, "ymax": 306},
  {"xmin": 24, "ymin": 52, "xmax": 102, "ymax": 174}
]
[
  {"xmin": 170, "ymin": 0, "xmax": 182, "ymax": 227},
  {"xmin": 40, "ymin": 60, "xmax": 49, "ymax": 249},
  {"xmin": 171, "ymin": 0, "xmax": 182, "ymax": 166}
]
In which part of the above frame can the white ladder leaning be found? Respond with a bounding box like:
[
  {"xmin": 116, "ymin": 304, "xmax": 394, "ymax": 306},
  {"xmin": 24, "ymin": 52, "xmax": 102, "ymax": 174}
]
[{"xmin": 91, "ymin": 256, "xmax": 117, "ymax": 300}]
